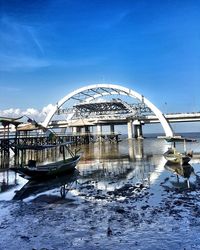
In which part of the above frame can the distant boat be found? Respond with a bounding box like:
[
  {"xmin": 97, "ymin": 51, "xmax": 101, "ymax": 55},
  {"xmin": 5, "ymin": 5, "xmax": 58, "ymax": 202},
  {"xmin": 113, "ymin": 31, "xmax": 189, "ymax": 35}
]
[
  {"xmin": 10, "ymin": 143, "xmax": 81, "ymax": 180},
  {"xmin": 163, "ymin": 137, "xmax": 195, "ymax": 165}
]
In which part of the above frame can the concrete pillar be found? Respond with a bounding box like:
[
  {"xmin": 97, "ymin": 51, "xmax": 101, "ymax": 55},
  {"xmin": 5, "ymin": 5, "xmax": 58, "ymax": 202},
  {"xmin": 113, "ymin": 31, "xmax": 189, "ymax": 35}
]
[
  {"xmin": 72, "ymin": 127, "xmax": 81, "ymax": 144},
  {"xmin": 110, "ymin": 124, "xmax": 115, "ymax": 134},
  {"xmin": 97, "ymin": 124, "xmax": 102, "ymax": 142},
  {"xmin": 72, "ymin": 127, "xmax": 77, "ymax": 134},
  {"xmin": 77, "ymin": 127, "xmax": 81, "ymax": 133},
  {"xmin": 72, "ymin": 127, "xmax": 80, "ymax": 133},
  {"xmin": 133, "ymin": 120, "xmax": 143, "ymax": 139},
  {"xmin": 127, "ymin": 120, "xmax": 133, "ymax": 139},
  {"xmin": 134, "ymin": 124, "xmax": 143, "ymax": 138},
  {"xmin": 84, "ymin": 126, "xmax": 90, "ymax": 144},
  {"xmin": 85, "ymin": 126, "xmax": 90, "ymax": 133},
  {"xmin": 97, "ymin": 124, "xmax": 102, "ymax": 135}
]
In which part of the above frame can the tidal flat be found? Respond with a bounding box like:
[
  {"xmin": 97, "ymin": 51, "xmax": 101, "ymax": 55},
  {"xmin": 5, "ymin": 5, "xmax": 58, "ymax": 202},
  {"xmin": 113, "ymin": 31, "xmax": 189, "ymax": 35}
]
[{"xmin": 1, "ymin": 138, "xmax": 200, "ymax": 249}]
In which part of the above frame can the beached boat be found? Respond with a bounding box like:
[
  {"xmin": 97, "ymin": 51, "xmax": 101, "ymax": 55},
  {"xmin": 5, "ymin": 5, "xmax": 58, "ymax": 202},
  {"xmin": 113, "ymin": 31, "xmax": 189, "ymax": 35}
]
[
  {"xmin": 163, "ymin": 137, "xmax": 194, "ymax": 165},
  {"xmin": 10, "ymin": 143, "xmax": 81, "ymax": 180},
  {"xmin": 163, "ymin": 147, "xmax": 192, "ymax": 165}
]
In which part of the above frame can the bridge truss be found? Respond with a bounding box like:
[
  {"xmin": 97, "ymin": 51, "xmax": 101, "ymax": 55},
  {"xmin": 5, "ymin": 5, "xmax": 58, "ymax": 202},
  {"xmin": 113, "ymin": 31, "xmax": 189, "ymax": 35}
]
[
  {"xmin": 56, "ymin": 98, "xmax": 153, "ymax": 121},
  {"xmin": 43, "ymin": 84, "xmax": 174, "ymax": 137}
]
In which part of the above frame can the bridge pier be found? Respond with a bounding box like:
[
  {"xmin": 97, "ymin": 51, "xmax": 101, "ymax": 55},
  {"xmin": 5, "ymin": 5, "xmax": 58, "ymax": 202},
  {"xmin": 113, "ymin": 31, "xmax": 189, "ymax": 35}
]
[
  {"xmin": 127, "ymin": 120, "xmax": 143, "ymax": 139},
  {"xmin": 110, "ymin": 124, "xmax": 115, "ymax": 134},
  {"xmin": 127, "ymin": 120, "xmax": 133, "ymax": 139},
  {"xmin": 72, "ymin": 126, "xmax": 81, "ymax": 144},
  {"xmin": 97, "ymin": 124, "xmax": 103, "ymax": 143},
  {"xmin": 133, "ymin": 120, "xmax": 143, "ymax": 139},
  {"xmin": 84, "ymin": 125, "xmax": 90, "ymax": 144},
  {"xmin": 85, "ymin": 126, "xmax": 90, "ymax": 133},
  {"xmin": 72, "ymin": 126, "xmax": 80, "ymax": 134}
]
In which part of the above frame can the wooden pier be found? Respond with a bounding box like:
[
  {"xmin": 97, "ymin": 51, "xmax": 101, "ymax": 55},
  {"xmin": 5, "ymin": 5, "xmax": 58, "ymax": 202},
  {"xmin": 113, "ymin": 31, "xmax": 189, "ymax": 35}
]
[{"xmin": 0, "ymin": 116, "xmax": 121, "ymax": 168}]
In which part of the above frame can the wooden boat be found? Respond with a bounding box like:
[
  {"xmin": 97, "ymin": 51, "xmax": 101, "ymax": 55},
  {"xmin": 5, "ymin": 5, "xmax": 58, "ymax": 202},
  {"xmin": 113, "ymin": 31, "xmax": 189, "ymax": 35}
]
[
  {"xmin": 163, "ymin": 137, "xmax": 194, "ymax": 165},
  {"xmin": 10, "ymin": 143, "xmax": 81, "ymax": 180},
  {"xmin": 163, "ymin": 147, "xmax": 192, "ymax": 165}
]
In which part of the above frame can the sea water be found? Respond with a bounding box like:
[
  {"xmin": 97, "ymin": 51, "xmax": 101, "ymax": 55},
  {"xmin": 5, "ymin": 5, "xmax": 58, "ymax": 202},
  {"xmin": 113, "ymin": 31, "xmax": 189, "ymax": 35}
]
[{"xmin": 0, "ymin": 135, "xmax": 200, "ymax": 249}]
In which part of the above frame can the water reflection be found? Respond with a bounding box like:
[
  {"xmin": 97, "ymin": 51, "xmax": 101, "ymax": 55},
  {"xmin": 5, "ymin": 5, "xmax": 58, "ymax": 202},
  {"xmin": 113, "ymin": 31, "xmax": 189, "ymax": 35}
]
[
  {"xmin": 0, "ymin": 139, "xmax": 186, "ymax": 201},
  {"xmin": 13, "ymin": 170, "xmax": 79, "ymax": 201},
  {"xmin": 0, "ymin": 153, "xmax": 10, "ymax": 168},
  {"xmin": 164, "ymin": 162, "xmax": 195, "ymax": 188},
  {"xmin": 81, "ymin": 139, "xmax": 150, "ymax": 163},
  {"xmin": 0, "ymin": 147, "xmax": 65, "ymax": 169},
  {"xmin": 77, "ymin": 140, "xmax": 157, "ymax": 192},
  {"xmin": 0, "ymin": 170, "xmax": 18, "ymax": 193},
  {"xmin": 133, "ymin": 139, "xmax": 144, "ymax": 160}
]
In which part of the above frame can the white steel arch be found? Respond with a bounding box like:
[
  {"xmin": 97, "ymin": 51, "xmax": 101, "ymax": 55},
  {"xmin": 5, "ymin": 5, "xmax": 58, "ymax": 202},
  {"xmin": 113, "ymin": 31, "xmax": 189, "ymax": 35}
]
[{"xmin": 42, "ymin": 84, "xmax": 174, "ymax": 137}]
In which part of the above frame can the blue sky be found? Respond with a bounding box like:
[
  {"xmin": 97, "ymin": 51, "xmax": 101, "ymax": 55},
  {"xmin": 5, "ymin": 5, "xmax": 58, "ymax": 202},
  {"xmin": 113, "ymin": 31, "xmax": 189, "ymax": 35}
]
[{"xmin": 0, "ymin": 0, "xmax": 200, "ymax": 129}]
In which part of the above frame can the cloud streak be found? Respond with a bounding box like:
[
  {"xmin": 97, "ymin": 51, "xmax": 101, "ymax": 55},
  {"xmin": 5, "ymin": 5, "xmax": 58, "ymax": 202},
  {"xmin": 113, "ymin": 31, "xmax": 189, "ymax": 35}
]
[
  {"xmin": 0, "ymin": 86, "xmax": 20, "ymax": 92},
  {"xmin": 0, "ymin": 16, "xmax": 49, "ymax": 71},
  {"xmin": 0, "ymin": 15, "xmax": 106, "ymax": 72},
  {"xmin": 95, "ymin": 10, "xmax": 130, "ymax": 30},
  {"xmin": 0, "ymin": 55, "xmax": 50, "ymax": 71}
]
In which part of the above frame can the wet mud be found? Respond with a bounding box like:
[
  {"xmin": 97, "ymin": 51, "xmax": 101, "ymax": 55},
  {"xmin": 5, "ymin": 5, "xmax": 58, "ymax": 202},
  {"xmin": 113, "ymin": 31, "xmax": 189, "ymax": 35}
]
[{"xmin": 1, "ymin": 170, "xmax": 200, "ymax": 250}]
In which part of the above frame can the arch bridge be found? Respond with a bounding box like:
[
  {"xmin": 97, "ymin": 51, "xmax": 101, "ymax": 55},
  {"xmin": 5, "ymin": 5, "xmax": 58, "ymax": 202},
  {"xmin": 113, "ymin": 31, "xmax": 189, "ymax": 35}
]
[{"xmin": 43, "ymin": 84, "xmax": 174, "ymax": 139}]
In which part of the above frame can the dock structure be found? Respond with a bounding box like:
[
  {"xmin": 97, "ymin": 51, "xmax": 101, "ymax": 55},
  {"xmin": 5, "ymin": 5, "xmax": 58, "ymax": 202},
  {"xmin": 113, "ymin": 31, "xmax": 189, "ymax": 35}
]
[
  {"xmin": 0, "ymin": 117, "xmax": 22, "ymax": 168},
  {"xmin": 0, "ymin": 115, "xmax": 121, "ymax": 168}
]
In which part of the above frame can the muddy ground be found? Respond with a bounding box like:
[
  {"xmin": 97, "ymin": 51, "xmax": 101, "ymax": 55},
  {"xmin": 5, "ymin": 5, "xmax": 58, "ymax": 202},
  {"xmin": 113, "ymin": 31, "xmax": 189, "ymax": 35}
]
[{"xmin": 1, "ymin": 166, "xmax": 200, "ymax": 250}]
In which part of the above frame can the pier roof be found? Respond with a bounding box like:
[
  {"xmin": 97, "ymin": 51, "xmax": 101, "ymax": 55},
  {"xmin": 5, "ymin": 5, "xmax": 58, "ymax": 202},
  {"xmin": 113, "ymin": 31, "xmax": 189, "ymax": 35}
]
[
  {"xmin": 0, "ymin": 116, "xmax": 23, "ymax": 127},
  {"xmin": 17, "ymin": 122, "xmax": 48, "ymax": 132}
]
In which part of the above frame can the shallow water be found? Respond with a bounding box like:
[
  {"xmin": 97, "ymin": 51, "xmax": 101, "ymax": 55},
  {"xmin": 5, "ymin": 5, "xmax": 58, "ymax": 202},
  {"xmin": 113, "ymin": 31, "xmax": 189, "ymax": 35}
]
[{"xmin": 1, "ymin": 137, "xmax": 200, "ymax": 249}]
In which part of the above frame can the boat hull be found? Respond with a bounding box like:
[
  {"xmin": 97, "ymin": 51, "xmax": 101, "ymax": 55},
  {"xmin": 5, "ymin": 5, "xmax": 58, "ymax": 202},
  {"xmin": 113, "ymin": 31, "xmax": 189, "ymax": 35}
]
[
  {"xmin": 10, "ymin": 155, "xmax": 81, "ymax": 180},
  {"xmin": 163, "ymin": 152, "xmax": 191, "ymax": 165},
  {"xmin": 163, "ymin": 137, "xmax": 194, "ymax": 165}
]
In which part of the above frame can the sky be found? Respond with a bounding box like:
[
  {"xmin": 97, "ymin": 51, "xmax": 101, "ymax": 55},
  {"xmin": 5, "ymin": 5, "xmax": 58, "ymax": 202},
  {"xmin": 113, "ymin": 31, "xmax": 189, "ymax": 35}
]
[{"xmin": 0, "ymin": 0, "xmax": 200, "ymax": 131}]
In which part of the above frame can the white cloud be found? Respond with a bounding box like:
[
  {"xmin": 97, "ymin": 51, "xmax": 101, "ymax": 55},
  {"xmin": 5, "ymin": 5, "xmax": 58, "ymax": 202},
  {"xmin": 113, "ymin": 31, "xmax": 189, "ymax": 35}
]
[
  {"xmin": 0, "ymin": 108, "xmax": 21, "ymax": 117},
  {"xmin": 41, "ymin": 104, "xmax": 55, "ymax": 116},
  {"xmin": 0, "ymin": 104, "xmax": 54, "ymax": 122}
]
